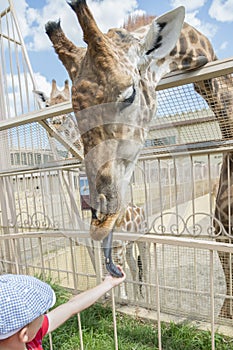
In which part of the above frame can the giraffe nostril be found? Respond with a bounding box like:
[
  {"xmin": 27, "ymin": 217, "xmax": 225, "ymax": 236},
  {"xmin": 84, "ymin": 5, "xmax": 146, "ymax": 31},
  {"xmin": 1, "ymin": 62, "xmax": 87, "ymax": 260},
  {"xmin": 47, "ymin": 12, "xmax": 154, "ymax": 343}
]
[
  {"xmin": 91, "ymin": 207, "xmax": 98, "ymax": 220},
  {"xmin": 90, "ymin": 195, "xmax": 107, "ymax": 222}
]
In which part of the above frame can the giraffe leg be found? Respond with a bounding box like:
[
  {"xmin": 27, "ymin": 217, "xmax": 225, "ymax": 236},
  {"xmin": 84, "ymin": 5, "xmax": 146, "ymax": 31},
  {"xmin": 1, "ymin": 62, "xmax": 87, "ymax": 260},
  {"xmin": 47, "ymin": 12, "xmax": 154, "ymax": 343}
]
[
  {"xmin": 126, "ymin": 242, "xmax": 139, "ymax": 299},
  {"xmin": 217, "ymin": 246, "xmax": 233, "ymax": 319},
  {"xmin": 137, "ymin": 242, "xmax": 148, "ymax": 298},
  {"xmin": 137, "ymin": 255, "xmax": 143, "ymax": 297},
  {"xmin": 102, "ymin": 231, "xmax": 123, "ymax": 278}
]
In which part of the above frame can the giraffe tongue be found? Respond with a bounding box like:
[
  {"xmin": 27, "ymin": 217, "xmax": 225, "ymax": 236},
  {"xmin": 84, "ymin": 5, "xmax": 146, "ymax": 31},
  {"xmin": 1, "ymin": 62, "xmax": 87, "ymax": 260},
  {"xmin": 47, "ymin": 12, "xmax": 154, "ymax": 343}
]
[{"xmin": 103, "ymin": 231, "xmax": 123, "ymax": 278}]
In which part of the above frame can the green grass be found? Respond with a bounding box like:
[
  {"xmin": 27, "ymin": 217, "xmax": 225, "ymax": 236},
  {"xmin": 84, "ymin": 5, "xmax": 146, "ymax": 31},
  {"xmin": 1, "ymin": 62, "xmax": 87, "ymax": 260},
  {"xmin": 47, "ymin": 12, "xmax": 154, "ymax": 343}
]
[{"xmin": 42, "ymin": 281, "xmax": 233, "ymax": 350}]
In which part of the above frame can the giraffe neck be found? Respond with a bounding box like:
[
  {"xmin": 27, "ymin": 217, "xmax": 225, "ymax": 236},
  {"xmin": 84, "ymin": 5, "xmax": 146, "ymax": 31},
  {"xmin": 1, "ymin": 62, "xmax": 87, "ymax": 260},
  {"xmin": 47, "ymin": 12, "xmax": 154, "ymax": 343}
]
[
  {"xmin": 194, "ymin": 76, "xmax": 233, "ymax": 139},
  {"xmin": 115, "ymin": 204, "xmax": 147, "ymax": 234},
  {"xmin": 129, "ymin": 18, "xmax": 232, "ymax": 140},
  {"xmin": 214, "ymin": 152, "xmax": 233, "ymax": 232}
]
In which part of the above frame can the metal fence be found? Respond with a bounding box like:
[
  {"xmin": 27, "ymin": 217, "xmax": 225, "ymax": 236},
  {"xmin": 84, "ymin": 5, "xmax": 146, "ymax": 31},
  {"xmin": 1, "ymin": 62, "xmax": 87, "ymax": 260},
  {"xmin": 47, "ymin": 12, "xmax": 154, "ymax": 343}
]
[
  {"xmin": 1, "ymin": 2, "xmax": 233, "ymax": 349},
  {"xmin": 0, "ymin": 146, "xmax": 233, "ymax": 350},
  {"xmin": 0, "ymin": 231, "xmax": 232, "ymax": 350},
  {"xmin": 0, "ymin": 63, "xmax": 233, "ymax": 350}
]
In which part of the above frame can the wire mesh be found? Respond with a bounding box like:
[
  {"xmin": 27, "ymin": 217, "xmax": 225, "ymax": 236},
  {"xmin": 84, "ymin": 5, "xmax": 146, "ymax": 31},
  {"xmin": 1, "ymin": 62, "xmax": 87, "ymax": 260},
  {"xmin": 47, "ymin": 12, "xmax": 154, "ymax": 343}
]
[
  {"xmin": 1, "ymin": 2, "xmax": 233, "ymax": 349},
  {"xmin": 1, "ymin": 232, "xmax": 232, "ymax": 350},
  {"xmin": 146, "ymin": 72, "xmax": 233, "ymax": 151}
]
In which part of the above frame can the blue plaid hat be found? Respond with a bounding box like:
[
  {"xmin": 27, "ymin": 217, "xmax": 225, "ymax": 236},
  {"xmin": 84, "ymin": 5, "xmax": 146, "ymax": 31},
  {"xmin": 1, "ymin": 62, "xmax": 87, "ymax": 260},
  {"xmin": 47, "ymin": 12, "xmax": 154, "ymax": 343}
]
[{"xmin": 0, "ymin": 274, "xmax": 56, "ymax": 339}]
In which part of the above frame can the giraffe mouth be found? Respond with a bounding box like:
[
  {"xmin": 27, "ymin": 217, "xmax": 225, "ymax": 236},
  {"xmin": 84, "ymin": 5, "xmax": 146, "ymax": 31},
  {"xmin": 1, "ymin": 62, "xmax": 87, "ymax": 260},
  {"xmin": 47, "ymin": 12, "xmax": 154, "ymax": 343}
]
[
  {"xmin": 90, "ymin": 210, "xmax": 120, "ymax": 241},
  {"xmin": 90, "ymin": 192, "xmax": 121, "ymax": 241},
  {"xmin": 90, "ymin": 205, "xmax": 123, "ymax": 278}
]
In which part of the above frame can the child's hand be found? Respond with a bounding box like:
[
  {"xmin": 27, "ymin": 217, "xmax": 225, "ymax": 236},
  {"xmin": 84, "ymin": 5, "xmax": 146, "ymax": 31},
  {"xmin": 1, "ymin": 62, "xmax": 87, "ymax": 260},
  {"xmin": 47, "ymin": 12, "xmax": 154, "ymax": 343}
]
[{"xmin": 103, "ymin": 266, "xmax": 126, "ymax": 287}]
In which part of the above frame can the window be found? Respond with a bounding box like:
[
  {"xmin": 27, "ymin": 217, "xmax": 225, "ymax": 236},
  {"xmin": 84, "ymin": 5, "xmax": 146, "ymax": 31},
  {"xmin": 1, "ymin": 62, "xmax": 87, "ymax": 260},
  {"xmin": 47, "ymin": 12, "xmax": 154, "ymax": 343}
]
[{"xmin": 145, "ymin": 135, "xmax": 176, "ymax": 147}]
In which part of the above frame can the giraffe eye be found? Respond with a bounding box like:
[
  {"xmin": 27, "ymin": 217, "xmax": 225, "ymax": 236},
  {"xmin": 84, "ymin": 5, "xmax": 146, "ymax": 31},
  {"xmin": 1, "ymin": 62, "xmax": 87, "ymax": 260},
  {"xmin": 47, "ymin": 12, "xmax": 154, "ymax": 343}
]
[
  {"xmin": 124, "ymin": 86, "xmax": 136, "ymax": 104},
  {"xmin": 119, "ymin": 85, "xmax": 136, "ymax": 109}
]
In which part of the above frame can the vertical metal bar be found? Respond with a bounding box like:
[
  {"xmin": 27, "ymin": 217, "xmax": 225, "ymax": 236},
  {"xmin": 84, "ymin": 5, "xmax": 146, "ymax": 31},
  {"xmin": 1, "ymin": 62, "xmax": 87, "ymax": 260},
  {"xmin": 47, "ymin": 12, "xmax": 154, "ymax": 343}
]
[
  {"xmin": 58, "ymin": 170, "xmax": 66, "ymax": 229},
  {"xmin": 39, "ymin": 171, "xmax": 46, "ymax": 219},
  {"xmin": 69, "ymin": 238, "xmax": 84, "ymax": 350},
  {"xmin": 148, "ymin": 161, "xmax": 152, "ymax": 216},
  {"xmin": 61, "ymin": 170, "xmax": 83, "ymax": 229},
  {"xmin": 226, "ymin": 154, "xmax": 233, "ymax": 315},
  {"xmin": 77, "ymin": 313, "xmax": 84, "ymax": 350},
  {"xmin": 158, "ymin": 159, "xmax": 164, "ymax": 230},
  {"xmin": 0, "ymin": 10, "xmax": 11, "ymax": 117},
  {"xmin": 190, "ymin": 156, "xmax": 196, "ymax": 234},
  {"xmin": 177, "ymin": 245, "xmax": 181, "ymax": 309},
  {"xmin": 22, "ymin": 237, "xmax": 28, "ymax": 274},
  {"xmin": 48, "ymin": 333, "xmax": 53, "ymax": 350},
  {"xmin": 38, "ymin": 237, "xmax": 45, "ymax": 278},
  {"xmin": 9, "ymin": 0, "xmax": 32, "ymax": 113},
  {"xmin": 64, "ymin": 238, "xmax": 70, "ymax": 285},
  {"xmin": 9, "ymin": 0, "xmax": 38, "ymax": 92},
  {"xmin": 5, "ymin": 10, "xmax": 17, "ymax": 116},
  {"xmin": 23, "ymin": 174, "xmax": 31, "ymax": 230},
  {"xmin": 173, "ymin": 157, "xmax": 179, "ymax": 223},
  {"xmin": 168, "ymin": 161, "xmax": 172, "ymax": 208},
  {"xmin": 48, "ymin": 170, "xmax": 56, "ymax": 228},
  {"xmin": 0, "ymin": 8, "xmax": 9, "ymax": 118},
  {"xmin": 207, "ymin": 154, "xmax": 213, "ymax": 218},
  {"xmin": 142, "ymin": 160, "xmax": 149, "ymax": 226},
  {"xmin": 12, "ymin": 238, "xmax": 19, "ymax": 274},
  {"xmin": 210, "ymin": 250, "xmax": 215, "ymax": 350},
  {"xmin": 194, "ymin": 247, "xmax": 198, "ymax": 311},
  {"xmin": 154, "ymin": 243, "xmax": 162, "ymax": 350},
  {"xmin": 15, "ymin": 174, "xmax": 23, "ymax": 230},
  {"xmin": 227, "ymin": 154, "xmax": 231, "ymax": 230},
  {"xmin": 93, "ymin": 240, "xmax": 103, "ymax": 285},
  {"xmin": 45, "ymin": 238, "xmax": 52, "ymax": 277},
  {"xmin": 111, "ymin": 289, "xmax": 119, "ymax": 350},
  {"xmin": 29, "ymin": 237, "xmax": 35, "ymax": 275},
  {"xmin": 9, "ymin": 8, "xmax": 24, "ymax": 114},
  {"xmin": 54, "ymin": 240, "xmax": 61, "ymax": 282},
  {"xmin": 147, "ymin": 241, "xmax": 152, "ymax": 305}
]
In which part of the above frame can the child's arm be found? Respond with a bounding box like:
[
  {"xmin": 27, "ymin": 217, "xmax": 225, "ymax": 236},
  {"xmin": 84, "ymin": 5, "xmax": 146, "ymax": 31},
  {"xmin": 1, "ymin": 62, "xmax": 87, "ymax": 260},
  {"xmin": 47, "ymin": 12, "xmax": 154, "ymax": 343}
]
[{"xmin": 47, "ymin": 267, "xmax": 126, "ymax": 333}]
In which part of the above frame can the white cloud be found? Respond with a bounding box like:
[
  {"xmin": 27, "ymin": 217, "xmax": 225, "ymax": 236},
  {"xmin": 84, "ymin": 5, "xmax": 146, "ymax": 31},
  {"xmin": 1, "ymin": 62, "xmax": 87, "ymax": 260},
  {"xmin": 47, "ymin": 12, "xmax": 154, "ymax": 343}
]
[
  {"xmin": 11, "ymin": 0, "xmax": 138, "ymax": 52},
  {"xmin": 89, "ymin": 0, "xmax": 138, "ymax": 31},
  {"xmin": 170, "ymin": 0, "xmax": 207, "ymax": 12},
  {"xmin": 11, "ymin": 1, "xmax": 31, "ymax": 37},
  {"xmin": 170, "ymin": 0, "xmax": 218, "ymax": 39},
  {"xmin": 220, "ymin": 41, "xmax": 228, "ymax": 50},
  {"xmin": 33, "ymin": 73, "xmax": 53, "ymax": 96},
  {"xmin": 209, "ymin": 0, "xmax": 233, "ymax": 22},
  {"xmin": 185, "ymin": 11, "xmax": 218, "ymax": 39}
]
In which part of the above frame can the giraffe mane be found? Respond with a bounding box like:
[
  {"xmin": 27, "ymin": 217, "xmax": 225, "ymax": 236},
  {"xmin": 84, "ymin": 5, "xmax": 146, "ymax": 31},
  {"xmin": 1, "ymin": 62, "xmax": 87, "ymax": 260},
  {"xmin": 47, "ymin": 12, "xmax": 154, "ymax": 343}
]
[{"xmin": 123, "ymin": 14, "xmax": 155, "ymax": 32}]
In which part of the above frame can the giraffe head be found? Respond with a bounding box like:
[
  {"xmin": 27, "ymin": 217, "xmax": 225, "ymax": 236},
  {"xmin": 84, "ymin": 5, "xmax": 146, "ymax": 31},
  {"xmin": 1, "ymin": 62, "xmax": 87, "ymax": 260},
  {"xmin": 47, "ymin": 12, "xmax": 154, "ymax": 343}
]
[
  {"xmin": 50, "ymin": 79, "xmax": 70, "ymax": 106},
  {"xmin": 34, "ymin": 79, "xmax": 70, "ymax": 107},
  {"xmin": 46, "ymin": 0, "xmax": 185, "ymax": 241},
  {"xmin": 34, "ymin": 79, "xmax": 71, "ymax": 126}
]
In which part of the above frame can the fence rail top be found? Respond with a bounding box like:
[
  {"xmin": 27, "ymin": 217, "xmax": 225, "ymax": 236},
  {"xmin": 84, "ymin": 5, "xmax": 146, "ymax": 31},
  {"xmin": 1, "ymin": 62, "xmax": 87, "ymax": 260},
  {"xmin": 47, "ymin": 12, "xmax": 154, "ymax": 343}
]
[{"xmin": 1, "ymin": 231, "xmax": 232, "ymax": 253}]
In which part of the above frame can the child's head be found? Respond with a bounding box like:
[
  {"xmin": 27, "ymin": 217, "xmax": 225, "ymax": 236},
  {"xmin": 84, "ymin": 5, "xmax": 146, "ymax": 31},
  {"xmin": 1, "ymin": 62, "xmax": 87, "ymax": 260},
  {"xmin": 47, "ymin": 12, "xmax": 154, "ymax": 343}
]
[{"xmin": 0, "ymin": 274, "xmax": 56, "ymax": 341}]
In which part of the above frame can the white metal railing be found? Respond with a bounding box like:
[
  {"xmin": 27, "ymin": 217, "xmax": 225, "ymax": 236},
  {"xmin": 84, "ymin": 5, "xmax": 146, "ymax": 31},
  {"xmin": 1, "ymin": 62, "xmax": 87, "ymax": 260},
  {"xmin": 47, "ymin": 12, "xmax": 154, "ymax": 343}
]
[
  {"xmin": 0, "ymin": 231, "xmax": 232, "ymax": 350},
  {"xmin": 0, "ymin": 56, "xmax": 231, "ymax": 132},
  {"xmin": 0, "ymin": 148, "xmax": 224, "ymax": 238},
  {"xmin": 0, "ymin": 16, "xmax": 233, "ymax": 347}
]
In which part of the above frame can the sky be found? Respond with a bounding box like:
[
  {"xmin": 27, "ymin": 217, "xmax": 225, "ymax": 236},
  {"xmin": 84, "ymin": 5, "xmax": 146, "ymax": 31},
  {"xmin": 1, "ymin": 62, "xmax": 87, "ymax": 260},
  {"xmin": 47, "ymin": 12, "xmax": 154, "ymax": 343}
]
[{"xmin": 1, "ymin": 0, "xmax": 233, "ymax": 95}]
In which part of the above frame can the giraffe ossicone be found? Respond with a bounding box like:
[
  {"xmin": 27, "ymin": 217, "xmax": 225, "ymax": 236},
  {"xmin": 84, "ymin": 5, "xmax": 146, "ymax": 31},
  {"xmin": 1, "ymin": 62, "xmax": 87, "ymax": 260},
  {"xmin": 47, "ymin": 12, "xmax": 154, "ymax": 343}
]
[{"xmin": 34, "ymin": 79, "xmax": 84, "ymax": 157}]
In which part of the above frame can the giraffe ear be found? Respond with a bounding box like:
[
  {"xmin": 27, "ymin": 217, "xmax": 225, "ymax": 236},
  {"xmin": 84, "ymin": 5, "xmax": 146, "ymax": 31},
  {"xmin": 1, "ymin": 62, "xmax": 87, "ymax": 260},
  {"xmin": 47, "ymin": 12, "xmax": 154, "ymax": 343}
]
[
  {"xmin": 140, "ymin": 6, "xmax": 185, "ymax": 62},
  {"xmin": 33, "ymin": 90, "xmax": 49, "ymax": 107}
]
